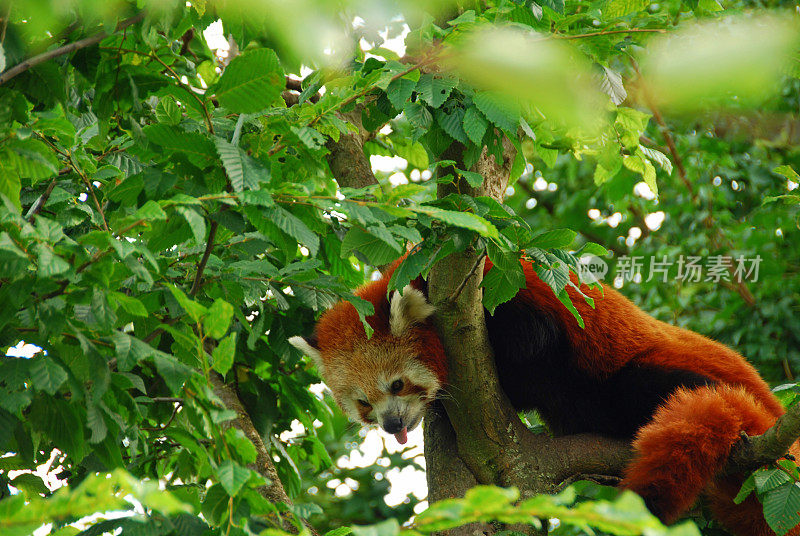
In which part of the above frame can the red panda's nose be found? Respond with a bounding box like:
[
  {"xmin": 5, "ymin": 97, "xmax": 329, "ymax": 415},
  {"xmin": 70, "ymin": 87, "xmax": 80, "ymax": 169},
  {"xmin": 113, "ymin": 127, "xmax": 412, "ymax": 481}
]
[{"xmin": 382, "ymin": 416, "xmax": 404, "ymax": 434}]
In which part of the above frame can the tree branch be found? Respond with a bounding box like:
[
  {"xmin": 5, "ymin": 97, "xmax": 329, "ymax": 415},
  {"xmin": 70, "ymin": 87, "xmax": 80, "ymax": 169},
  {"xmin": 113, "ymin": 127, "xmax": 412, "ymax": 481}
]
[
  {"xmin": 446, "ymin": 250, "xmax": 485, "ymax": 304},
  {"xmin": 0, "ymin": 12, "xmax": 145, "ymax": 85},
  {"xmin": 210, "ymin": 372, "xmax": 313, "ymax": 534},
  {"xmin": 26, "ymin": 175, "xmax": 61, "ymax": 223},
  {"xmin": 723, "ymin": 401, "xmax": 800, "ymax": 476},
  {"xmin": 189, "ymin": 220, "xmax": 218, "ymax": 297},
  {"xmin": 325, "ymin": 106, "xmax": 382, "ymax": 192}
]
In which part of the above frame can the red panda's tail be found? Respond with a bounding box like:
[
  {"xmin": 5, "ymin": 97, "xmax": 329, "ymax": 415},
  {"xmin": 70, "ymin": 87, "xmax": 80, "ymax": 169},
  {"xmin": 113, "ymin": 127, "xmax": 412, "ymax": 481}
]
[{"xmin": 622, "ymin": 384, "xmax": 783, "ymax": 536}]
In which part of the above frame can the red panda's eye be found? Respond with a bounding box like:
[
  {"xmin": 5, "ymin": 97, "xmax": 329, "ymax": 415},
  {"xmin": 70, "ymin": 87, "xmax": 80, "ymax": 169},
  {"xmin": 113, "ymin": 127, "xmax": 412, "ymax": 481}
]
[
  {"xmin": 357, "ymin": 399, "xmax": 371, "ymax": 408},
  {"xmin": 390, "ymin": 379, "xmax": 404, "ymax": 394}
]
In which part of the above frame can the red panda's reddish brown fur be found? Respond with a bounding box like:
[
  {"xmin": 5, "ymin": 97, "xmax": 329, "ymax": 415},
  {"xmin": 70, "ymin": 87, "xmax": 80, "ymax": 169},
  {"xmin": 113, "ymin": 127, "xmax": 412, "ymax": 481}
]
[{"xmin": 298, "ymin": 257, "xmax": 798, "ymax": 535}]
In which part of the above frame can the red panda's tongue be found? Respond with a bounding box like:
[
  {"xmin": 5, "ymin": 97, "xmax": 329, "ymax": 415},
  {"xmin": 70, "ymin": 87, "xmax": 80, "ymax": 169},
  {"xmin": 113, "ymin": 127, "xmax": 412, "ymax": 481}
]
[{"xmin": 394, "ymin": 427, "xmax": 408, "ymax": 445}]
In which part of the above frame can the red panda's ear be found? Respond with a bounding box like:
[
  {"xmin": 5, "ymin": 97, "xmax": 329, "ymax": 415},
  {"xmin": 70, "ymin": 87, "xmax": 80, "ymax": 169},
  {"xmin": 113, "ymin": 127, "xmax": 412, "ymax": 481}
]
[
  {"xmin": 288, "ymin": 336, "xmax": 323, "ymax": 369},
  {"xmin": 389, "ymin": 285, "xmax": 436, "ymax": 336}
]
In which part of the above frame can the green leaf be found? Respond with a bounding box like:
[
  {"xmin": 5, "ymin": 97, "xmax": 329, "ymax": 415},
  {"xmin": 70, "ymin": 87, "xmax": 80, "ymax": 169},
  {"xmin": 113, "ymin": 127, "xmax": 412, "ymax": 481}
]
[
  {"xmin": 341, "ymin": 227, "xmax": 401, "ymax": 266},
  {"xmin": 456, "ymin": 30, "xmax": 603, "ymax": 131},
  {"xmin": 458, "ymin": 169, "xmax": 484, "ymax": 188},
  {"xmin": 152, "ymin": 354, "xmax": 194, "ymax": 395},
  {"xmin": 264, "ymin": 205, "xmax": 320, "ymax": 255},
  {"xmin": 237, "ymin": 189, "xmax": 274, "ymax": 207},
  {"xmin": 6, "ymin": 138, "xmax": 59, "ymax": 181},
  {"xmin": 641, "ymin": 16, "xmax": 798, "ymax": 112},
  {"xmin": 615, "ymin": 107, "xmax": 651, "ymax": 148},
  {"xmin": 108, "ymin": 292, "xmax": 148, "ymax": 317},
  {"xmin": 10, "ymin": 473, "xmax": 49, "ymax": 496},
  {"xmin": 774, "ymin": 165, "xmax": 799, "ymax": 181},
  {"xmin": 755, "ymin": 468, "xmax": 792, "ymax": 493},
  {"xmin": 404, "ymin": 101, "xmax": 433, "ymax": 130},
  {"xmin": 463, "ymin": 106, "xmax": 489, "ymax": 145},
  {"xmin": 85, "ymin": 402, "xmax": 108, "ymax": 443},
  {"xmin": 35, "ymin": 243, "xmax": 70, "ymax": 278},
  {"xmin": 436, "ymin": 106, "xmax": 468, "ymax": 144},
  {"xmin": 30, "ymin": 357, "xmax": 68, "ymax": 395},
  {"xmin": 395, "ymin": 141, "xmax": 429, "ymax": 169},
  {"xmin": 0, "ymin": 166, "xmax": 21, "ymax": 210},
  {"xmin": 385, "ymin": 76, "xmax": 417, "ymax": 110},
  {"xmin": 351, "ymin": 519, "xmax": 400, "ymax": 536},
  {"xmin": 413, "ymin": 206, "xmax": 499, "ymax": 238},
  {"xmin": 639, "ymin": 145, "xmax": 672, "ymax": 176},
  {"xmin": 734, "ymin": 474, "xmax": 756, "ymax": 504},
  {"xmin": 529, "ymin": 229, "xmax": 577, "ymax": 249},
  {"xmin": 144, "ymin": 125, "xmax": 216, "ymax": 168},
  {"xmin": 697, "ymin": 0, "xmax": 723, "ymax": 11},
  {"xmin": 211, "ymin": 334, "xmax": 235, "ymax": 376},
  {"xmin": 325, "ymin": 528, "xmax": 353, "ymax": 536},
  {"xmin": 538, "ymin": 0, "xmax": 565, "ymax": 13},
  {"xmin": 155, "ymin": 96, "xmax": 182, "ymax": 125},
  {"xmin": 135, "ymin": 200, "xmax": 168, "ymax": 221},
  {"xmin": 292, "ymin": 125, "xmax": 326, "ymax": 149},
  {"xmin": 204, "ymin": 299, "xmax": 234, "ymax": 339},
  {"xmin": 416, "ymin": 74, "xmax": 456, "ymax": 108},
  {"xmin": 624, "ymin": 154, "xmax": 658, "ymax": 196},
  {"xmin": 216, "ymin": 48, "xmax": 285, "ymax": 113},
  {"xmin": 472, "ymin": 92, "xmax": 517, "ymax": 133},
  {"xmin": 483, "ymin": 248, "xmax": 525, "ymax": 314},
  {"xmin": 577, "ymin": 242, "xmax": 609, "ymax": 257},
  {"xmin": 388, "ymin": 245, "xmax": 432, "ymax": 292},
  {"xmin": 604, "ymin": 0, "xmax": 649, "ymax": 18},
  {"xmin": 166, "ymin": 284, "xmax": 207, "ymax": 322},
  {"xmin": 91, "ymin": 288, "xmax": 117, "ymax": 331},
  {"xmin": 762, "ymin": 482, "xmax": 800, "ymax": 535},
  {"xmin": 558, "ymin": 288, "xmax": 584, "ymax": 329},
  {"xmin": 215, "ymin": 460, "xmax": 251, "ymax": 497},
  {"xmin": 176, "ymin": 206, "xmax": 207, "ymax": 246},
  {"xmin": 224, "ymin": 428, "xmax": 258, "ymax": 465}
]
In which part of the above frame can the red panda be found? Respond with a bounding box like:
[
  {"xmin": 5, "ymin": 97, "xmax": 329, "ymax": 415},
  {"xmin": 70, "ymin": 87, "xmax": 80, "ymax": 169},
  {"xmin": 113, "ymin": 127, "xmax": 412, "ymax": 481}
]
[{"xmin": 288, "ymin": 256, "xmax": 798, "ymax": 536}]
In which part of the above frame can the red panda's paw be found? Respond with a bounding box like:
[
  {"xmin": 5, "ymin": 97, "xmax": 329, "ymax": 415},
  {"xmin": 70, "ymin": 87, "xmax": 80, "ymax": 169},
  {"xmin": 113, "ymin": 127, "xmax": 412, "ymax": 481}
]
[{"xmin": 622, "ymin": 384, "xmax": 774, "ymax": 524}]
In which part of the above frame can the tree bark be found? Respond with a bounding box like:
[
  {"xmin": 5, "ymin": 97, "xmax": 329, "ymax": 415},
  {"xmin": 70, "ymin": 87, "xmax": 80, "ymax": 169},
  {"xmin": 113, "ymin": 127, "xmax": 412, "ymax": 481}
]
[
  {"xmin": 325, "ymin": 108, "xmax": 382, "ymax": 192},
  {"xmin": 211, "ymin": 373, "xmax": 310, "ymax": 534}
]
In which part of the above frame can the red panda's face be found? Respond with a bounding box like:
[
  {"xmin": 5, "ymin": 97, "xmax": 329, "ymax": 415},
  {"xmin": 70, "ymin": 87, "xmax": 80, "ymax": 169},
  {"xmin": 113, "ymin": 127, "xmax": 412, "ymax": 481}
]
[
  {"xmin": 289, "ymin": 285, "xmax": 441, "ymax": 444},
  {"xmin": 320, "ymin": 335, "xmax": 441, "ymax": 444}
]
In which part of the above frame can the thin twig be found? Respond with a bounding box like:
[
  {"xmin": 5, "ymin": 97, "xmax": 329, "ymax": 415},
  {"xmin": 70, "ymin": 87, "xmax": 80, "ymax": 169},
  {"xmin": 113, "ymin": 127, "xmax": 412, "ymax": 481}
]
[
  {"xmin": 26, "ymin": 175, "xmax": 60, "ymax": 223},
  {"xmin": 723, "ymin": 402, "xmax": 800, "ymax": 476},
  {"xmin": 149, "ymin": 49, "xmax": 214, "ymax": 134},
  {"xmin": 189, "ymin": 220, "xmax": 218, "ymax": 296},
  {"xmin": 0, "ymin": 11, "xmax": 145, "ymax": 85},
  {"xmin": 0, "ymin": 2, "xmax": 11, "ymax": 45},
  {"xmin": 33, "ymin": 133, "xmax": 110, "ymax": 231},
  {"xmin": 447, "ymin": 253, "xmax": 485, "ymax": 304},
  {"xmin": 551, "ymin": 28, "xmax": 666, "ymax": 40},
  {"xmin": 78, "ymin": 166, "xmax": 109, "ymax": 231}
]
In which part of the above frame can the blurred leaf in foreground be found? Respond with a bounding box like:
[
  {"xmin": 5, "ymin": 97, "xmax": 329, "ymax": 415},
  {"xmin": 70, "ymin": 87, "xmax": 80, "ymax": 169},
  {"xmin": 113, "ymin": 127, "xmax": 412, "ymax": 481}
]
[
  {"xmin": 450, "ymin": 26, "xmax": 607, "ymax": 133},
  {"xmin": 640, "ymin": 14, "xmax": 800, "ymax": 112}
]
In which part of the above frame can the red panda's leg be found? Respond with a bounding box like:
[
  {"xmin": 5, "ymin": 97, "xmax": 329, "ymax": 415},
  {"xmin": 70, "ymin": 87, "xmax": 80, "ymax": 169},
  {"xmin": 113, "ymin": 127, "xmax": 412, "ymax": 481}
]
[{"xmin": 622, "ymin": 384, "xmax": 775, "ymax": 525}]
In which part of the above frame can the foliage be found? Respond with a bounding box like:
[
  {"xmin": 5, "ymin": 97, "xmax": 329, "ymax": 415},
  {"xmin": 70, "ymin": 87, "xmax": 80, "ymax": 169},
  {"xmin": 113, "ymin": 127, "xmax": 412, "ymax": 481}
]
[{"xmin": 0, "ymin": 0, "xmax": 798, "ymax": 535}]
